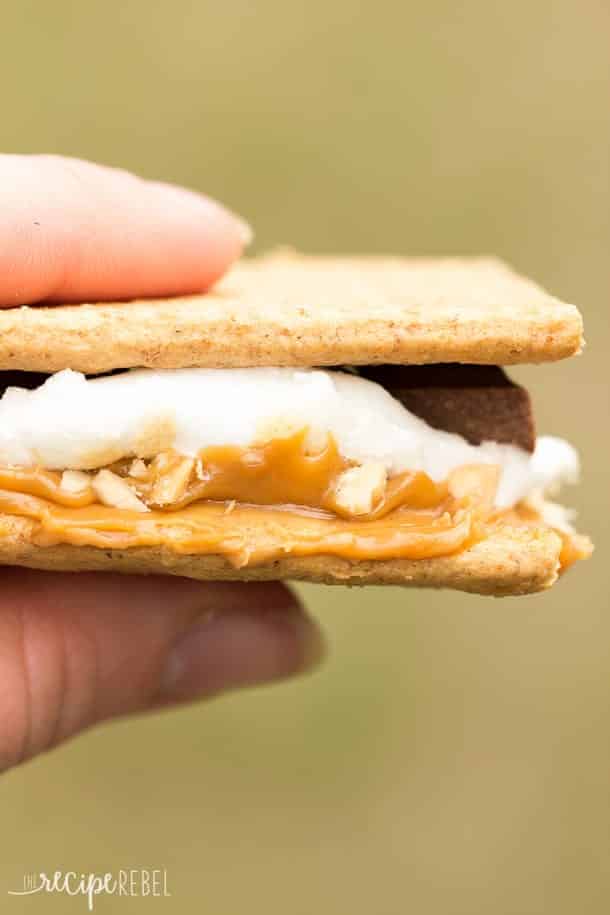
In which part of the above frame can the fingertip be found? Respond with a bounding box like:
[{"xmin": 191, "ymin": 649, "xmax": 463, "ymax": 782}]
[
  {"xmin": 0, "ymin": 155, "xmax": 252, "ymax": 305},
  {"xmin": 145, "ymin": 178, "xmax": 253, "ymax": 289}
]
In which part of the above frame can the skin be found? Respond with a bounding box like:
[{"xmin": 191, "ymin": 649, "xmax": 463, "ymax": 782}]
[{"xmin": 0, "ymin": 155, "xmax": 324, "ymax": 773}]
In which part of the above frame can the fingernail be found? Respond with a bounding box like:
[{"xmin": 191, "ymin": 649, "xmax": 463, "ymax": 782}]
[
  {"xmin": 173, "ymin": 184, "xmax": 253, "ymax": 249},
  {"xmin": 158, "ymin": 605, "xmax": 323, "ymax": 701},
  {"xmin": 236, "ymin": 217, "xmax": 254, "ymax": 247},
  {"xmin": 213, "ymin": 201, "xmax": 253, "ymax": 247}
]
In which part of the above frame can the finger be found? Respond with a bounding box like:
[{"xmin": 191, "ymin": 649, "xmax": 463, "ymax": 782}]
[
  {"xmin": 0, "ymin": 570, "xmax": 323, "ymax": 772},
  {"xmin": 0, "ymin": 155, "xmax": 251, "ymax": 307}
]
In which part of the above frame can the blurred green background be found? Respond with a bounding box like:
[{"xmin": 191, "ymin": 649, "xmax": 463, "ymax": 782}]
[{"xmin": 1, "ymin": 1, "xmax": 609, "ymax": 912}]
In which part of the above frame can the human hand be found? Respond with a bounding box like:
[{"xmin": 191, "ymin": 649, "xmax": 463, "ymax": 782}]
[{"xmin": 0, "ymin": 155, "xmax": 323, "ymax": 773}]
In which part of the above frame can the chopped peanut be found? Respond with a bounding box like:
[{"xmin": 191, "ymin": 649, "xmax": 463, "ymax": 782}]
[
  {"xmin": 333, "ymin": 461, "xmax": 387, "ymax": 516},
  {"xmin": 448, "ymin": 464, "xmax": 500, "ymax": 510},
  {"xmin": 60, "ymin": 470, "xmax": 92, "ymax": 495},
  {"xmin": 150, "ymin": 456, "xmax": 195, "ymax": 506},
  {"xmin": 150, "ymin": 452, "xmax": 171, "ymax": 475},
  {"xmin": 303, "ymin": 427, "xmax": 329, "ymax": 455},
  {"xmin": 128, "ymin": 458, "xmax": 149, "ymax": 481},
  {"xmin": 92, "ymin": 469, "xmax": 149, "ymax": 512}
]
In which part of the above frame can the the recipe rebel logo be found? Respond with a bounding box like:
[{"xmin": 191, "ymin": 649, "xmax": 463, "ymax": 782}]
[{"xmin": 7, "ymin": 869, "xmax": 171, "ymax": 910}]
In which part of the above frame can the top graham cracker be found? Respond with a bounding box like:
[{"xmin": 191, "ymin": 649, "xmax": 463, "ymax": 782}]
[{"xmin": 0, "ymin": 251, "xmax": 584, "ymax": 373}]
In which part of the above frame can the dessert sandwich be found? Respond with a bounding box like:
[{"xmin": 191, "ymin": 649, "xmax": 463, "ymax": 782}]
[{"xmin": 0, "ymin": 252, "xmax": 592, "ymax": 596}]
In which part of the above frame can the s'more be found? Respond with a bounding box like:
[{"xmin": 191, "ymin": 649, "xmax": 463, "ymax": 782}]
[{"xmin": 0, "ymin": 251, "xmax": 592, "ymax": 596}]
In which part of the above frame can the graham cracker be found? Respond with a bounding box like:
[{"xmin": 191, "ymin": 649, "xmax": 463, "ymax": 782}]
[
  {"xmin": 0, "ymin": 510, "xmax": 590, "ymax": 597},
  {"xmin": 0, "ymin": 252, "xmax": 583, "ymax": 373}
]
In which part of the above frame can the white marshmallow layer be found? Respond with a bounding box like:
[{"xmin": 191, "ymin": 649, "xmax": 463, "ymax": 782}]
[{"xmin": 0, "ymin": 367, "xmax": 579, "ymax": 510}]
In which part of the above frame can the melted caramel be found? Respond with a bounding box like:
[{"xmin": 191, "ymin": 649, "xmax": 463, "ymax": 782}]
[
  {"xmin": 145, "ymin": 431, "xmax": 447, "ymax": 518},
  {"xmin": 0, "ymin": 466, "xmax": 95, "ymax": 508},
  {"xmin": 177, "ymin": 430, "xmax": 349, "ymax": 511},
  {"xmin": 0, "ymin": 493, "xmax": 476, "ymax": 567},
  {"xmin": 0, "ymin": 432, "xmax": 586, "ymax": 570}
]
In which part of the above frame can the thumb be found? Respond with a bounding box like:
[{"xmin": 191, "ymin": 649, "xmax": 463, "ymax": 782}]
[{"xmin": 0, "ymin": 570, "xmax": 323, "ymax": 772}]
